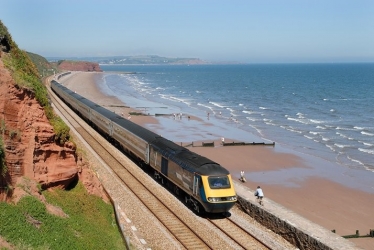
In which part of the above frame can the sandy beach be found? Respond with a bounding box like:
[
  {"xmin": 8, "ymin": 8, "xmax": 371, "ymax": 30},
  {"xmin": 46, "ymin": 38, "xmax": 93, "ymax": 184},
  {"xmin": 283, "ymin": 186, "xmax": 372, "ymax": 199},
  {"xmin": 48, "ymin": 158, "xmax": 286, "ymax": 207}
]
[{"xmin": 60, "ymin": 72, "xmax": 374, "ymax": 249}]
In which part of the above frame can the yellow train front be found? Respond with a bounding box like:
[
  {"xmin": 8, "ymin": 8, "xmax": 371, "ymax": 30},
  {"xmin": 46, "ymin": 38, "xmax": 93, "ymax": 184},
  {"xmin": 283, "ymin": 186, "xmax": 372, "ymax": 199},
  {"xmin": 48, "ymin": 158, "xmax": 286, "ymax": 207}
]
[
  {"xmin": 149, "ymin": 139, "xmax": 237, "ymax": 214},
  {"xmin": 196, "ymin": 172, "xmax": 237, "ymax": 213}
]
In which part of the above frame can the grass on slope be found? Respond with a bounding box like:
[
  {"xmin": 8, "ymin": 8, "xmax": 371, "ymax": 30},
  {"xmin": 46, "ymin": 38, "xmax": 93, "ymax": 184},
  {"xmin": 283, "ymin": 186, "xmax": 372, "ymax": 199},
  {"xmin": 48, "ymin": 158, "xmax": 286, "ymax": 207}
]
[{"xmin": 0, "ymin": 182, "xmax": 124, "ymax": 249}]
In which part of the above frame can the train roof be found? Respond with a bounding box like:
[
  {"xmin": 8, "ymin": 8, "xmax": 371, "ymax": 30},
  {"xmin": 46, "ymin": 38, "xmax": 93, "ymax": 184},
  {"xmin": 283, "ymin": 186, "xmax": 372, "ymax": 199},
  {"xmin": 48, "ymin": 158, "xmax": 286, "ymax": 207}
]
[
  {"xmin": 93, "ymin": 107, "xmax": 161, "ymax": 142},
  {"xmin": 52, "ymin": 80, "xmax": 98, "ymax": 109},
  {"xmin": 152, "ymin": 137, "xmax": 229, "ymax": 176}
]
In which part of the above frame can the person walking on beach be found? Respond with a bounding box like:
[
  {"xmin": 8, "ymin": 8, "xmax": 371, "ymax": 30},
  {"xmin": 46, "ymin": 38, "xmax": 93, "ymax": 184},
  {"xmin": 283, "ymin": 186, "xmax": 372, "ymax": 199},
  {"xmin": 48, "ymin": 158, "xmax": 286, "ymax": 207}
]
[{"xmin": 254, "ymin": 186, "xmax": 264, "ymax": 206}]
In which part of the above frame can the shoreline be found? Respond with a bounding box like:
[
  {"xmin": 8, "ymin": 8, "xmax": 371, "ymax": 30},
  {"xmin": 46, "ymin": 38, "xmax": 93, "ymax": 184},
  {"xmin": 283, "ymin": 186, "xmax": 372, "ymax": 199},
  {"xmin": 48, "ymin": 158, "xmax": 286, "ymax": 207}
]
[{"xmin": 60, "ymin": 71, "xmax": 374, "ymax": 249}]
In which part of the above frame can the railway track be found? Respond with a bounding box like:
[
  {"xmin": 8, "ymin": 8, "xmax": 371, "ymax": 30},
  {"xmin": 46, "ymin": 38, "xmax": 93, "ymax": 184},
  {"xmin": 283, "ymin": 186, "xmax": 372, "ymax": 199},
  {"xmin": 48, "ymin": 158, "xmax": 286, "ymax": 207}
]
[
  {"xmin": 46, "ymin": 78, "xmax": 280, "ymax": 249},
  {"xmin": 208, "ymin": 216, "xmax": 271, "ymax": 249},
  {"xmin": 47, "ymin": 83, "xmax": 212, "ymax": 249}
]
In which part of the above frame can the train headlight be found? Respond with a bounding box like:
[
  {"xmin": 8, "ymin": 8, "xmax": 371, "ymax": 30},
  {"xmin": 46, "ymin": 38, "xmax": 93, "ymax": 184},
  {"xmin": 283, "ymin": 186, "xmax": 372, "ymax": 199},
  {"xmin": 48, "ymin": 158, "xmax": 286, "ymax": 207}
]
[
  {"xmin": 208, "ymin": 197, "xmax": 221, "ymax": 202},
  {"xmin": 227, "ymin": 196, "xmax": 237, "ymax": 201},
  {"xmin": 208, "ymin": 196, "xmax": 237, "ymax": 202}
]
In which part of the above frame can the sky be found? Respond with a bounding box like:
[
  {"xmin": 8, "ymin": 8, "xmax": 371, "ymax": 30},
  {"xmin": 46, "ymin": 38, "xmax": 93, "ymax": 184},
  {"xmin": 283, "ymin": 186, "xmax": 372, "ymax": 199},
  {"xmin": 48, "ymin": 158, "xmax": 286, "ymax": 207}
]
[{"xmin": 1, "ymin": 0, "xmax": 373, "ymax": 63}]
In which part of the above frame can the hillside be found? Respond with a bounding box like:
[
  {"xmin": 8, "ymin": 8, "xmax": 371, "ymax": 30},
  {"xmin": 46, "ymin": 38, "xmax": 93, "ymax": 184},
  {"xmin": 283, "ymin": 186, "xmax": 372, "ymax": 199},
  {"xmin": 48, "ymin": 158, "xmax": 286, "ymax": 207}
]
[
  {"xmin": 0, "ymin": 20, "xmax": 123, "ymax": 249},
  {"xmin": 27, "ymin": 51, "xmax": 58, "ymax": 77}
]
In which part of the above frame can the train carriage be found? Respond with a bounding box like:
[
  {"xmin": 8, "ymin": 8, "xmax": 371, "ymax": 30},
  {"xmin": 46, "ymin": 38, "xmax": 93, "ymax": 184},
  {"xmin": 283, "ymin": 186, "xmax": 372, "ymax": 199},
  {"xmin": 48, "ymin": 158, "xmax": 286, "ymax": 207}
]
[
  {"xmin": 51, "ymin": 81, "xmax": 94, "ymax": 121},
  {"xmin": 111, "ymin": 117, "xmax": 153, "ymax": 164}
]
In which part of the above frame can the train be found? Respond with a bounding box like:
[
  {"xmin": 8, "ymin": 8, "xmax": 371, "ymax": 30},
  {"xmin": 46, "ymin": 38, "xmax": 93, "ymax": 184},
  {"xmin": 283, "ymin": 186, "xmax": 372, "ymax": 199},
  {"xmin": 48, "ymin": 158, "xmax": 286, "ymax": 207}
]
[{"xmin": 51, "ymin": 79, "xmax": 237, "ymax": 214}]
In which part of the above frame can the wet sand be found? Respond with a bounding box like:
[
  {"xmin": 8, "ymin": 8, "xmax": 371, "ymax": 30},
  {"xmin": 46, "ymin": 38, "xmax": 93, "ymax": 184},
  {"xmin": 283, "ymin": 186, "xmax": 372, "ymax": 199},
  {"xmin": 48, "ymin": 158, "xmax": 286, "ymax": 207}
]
[{"xmin": 60, "ymin": 72, "xmax": 374, "ymax": 249}]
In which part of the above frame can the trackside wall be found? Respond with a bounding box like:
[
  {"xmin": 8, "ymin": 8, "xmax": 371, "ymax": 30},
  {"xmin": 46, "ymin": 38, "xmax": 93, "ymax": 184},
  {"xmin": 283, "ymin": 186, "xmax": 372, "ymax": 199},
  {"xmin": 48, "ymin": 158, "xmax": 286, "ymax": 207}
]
[{"xmin": 234, "ymin": 183, "xmax": 360, "ymax": 250}]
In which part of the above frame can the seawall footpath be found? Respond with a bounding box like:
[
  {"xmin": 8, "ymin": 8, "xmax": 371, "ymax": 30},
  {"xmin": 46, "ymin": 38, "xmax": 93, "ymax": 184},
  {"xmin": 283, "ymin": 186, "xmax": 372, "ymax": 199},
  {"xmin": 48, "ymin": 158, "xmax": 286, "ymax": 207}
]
[{"xmin": 234, "ymin": 182, "xmax": 360, "ymax": 250}]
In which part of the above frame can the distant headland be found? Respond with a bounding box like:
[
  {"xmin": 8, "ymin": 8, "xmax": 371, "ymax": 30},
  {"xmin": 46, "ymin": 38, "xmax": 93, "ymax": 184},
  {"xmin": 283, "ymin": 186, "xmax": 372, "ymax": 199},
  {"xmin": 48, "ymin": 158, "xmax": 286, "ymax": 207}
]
[{"xmin": 47, "ymin": 55, "xmax": 240, "ymax": 65}]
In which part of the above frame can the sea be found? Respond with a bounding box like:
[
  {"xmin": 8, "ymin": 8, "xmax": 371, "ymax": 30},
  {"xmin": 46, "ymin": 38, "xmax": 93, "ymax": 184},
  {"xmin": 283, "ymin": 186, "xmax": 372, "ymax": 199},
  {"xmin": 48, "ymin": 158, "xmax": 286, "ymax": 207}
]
[{"xmin": 98, "ymin": 63, "xmax": 374, "ymax": 191}]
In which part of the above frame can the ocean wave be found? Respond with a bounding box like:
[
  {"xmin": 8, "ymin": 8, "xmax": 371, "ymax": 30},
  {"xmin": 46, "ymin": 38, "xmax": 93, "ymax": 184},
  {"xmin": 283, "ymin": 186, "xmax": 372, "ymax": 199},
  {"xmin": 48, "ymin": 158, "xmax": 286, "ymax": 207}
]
[
  {"xmin": 361, "ymin": 131, "xmax": 374, "ymax": 136},
  {"xmin": 309, "ymin": 131, "xmax": 322, "ymax": 135},
  {"xmin": 296, "ymin": 112, "xmax": 305, "ymax": 118},
  {"xmin": 334, "ymin": 143, "xmax": 350, "ymax": 149},
  {"xmin": 197, "ymin": 103, "xmax": 212, "ymax": 109},
  {"xmin": 246, "ymin": 117, "xmax": 260, "ymax": 122},
  {"xmin": 264, "ymin": 121, "xmax": 276, "ymax": 126},
  {"xmin": 336, "ymin": 132, "xmax": 349, "ymax": 138},
  {"xmin": 304, "ymin": 135, "xmax": 315, "ymax": 140},
  {"xmin": 354, "ymin": 126, "xmax": 365, "ymax": 130},
  {"xmin": 347, "ymin": 155, "xmax": 364, "ymax": 166},
  {"xmin": 169, "ymin": 96, "xmax": 190, "ymax": 103},
  {"xmin": 336, "ymin": 126, "xmax": 356, "ymax": 131},
  {"xmin": 358, "ymin": 148, "xmax": 374, "ymax": 154},
  {"xmin": 259, "ymin": 106, "xmax": 268, "ymax": 110},
  {"xmin": 325, "ymin": 125, "xmax": 335, "ymax": 128},
  {"xmin": 243, "ymin": 110, "xmax": 260, "ymax": 115},
  {"xmin": 316, "ymin": 125, "xmax": 327, "ymax": 130},
  {"xmin": 287, "ymin": 117, "xmax": 308, "ymax": 124},
  {"xmin": 285, "ymin": 126, "xmax": 303, "ymax": 134},
  {"xmin": 326, "ymin": 144, "xmax": 336, "ymax": 152},
  {"xmin": 209, "ymin": 101, "xmax": 227, "ymax": 108},
  {"xmin": 309, "ymin": 119, "xmax": 325, "ymax": 124},
  {"xmin": 360, "ymin": 141, "xmax": 374, "ymax": 147},
  {"xmin": 353, "ymin": 126, "xmax": 374, "ymax": 130}
]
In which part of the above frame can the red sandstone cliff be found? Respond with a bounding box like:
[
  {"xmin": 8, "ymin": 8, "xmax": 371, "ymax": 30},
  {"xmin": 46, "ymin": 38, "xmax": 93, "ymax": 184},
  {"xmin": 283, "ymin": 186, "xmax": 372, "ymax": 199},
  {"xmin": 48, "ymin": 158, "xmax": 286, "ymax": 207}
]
[
  {"xmin": 0, "ymin": 58, "xmax": 107, "ymax": 202},
  {"xmin": 0, "ymin": 59, "xmax": 78, "ymax": 191},
  {"xmin": 57, "ymin": 60, "xmax": 102, "ymax": 72}
]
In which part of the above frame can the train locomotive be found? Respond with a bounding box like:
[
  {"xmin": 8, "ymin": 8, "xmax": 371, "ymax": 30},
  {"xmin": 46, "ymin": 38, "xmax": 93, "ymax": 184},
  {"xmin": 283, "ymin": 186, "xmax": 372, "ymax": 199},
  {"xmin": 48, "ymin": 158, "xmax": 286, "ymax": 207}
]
[{"xmin": 51, "ymin": 79, "xmax": 237, "ymax": 214}]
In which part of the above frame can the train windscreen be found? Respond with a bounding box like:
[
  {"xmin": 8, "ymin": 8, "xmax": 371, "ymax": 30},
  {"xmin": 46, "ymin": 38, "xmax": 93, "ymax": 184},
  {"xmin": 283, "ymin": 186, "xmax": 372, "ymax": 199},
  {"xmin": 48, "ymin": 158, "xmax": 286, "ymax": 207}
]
[{"xmin": 208, "ymin": 176, "xmax": 231, "ymax": 189}]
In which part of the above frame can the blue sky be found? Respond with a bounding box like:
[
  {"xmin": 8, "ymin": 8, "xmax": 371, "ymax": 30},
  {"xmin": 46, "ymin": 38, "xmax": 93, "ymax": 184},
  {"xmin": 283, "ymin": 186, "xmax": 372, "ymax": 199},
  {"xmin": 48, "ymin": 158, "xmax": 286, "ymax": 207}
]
[{"xmin": 1, "ymin": 0, "xmax": 373, "ymax": 63}]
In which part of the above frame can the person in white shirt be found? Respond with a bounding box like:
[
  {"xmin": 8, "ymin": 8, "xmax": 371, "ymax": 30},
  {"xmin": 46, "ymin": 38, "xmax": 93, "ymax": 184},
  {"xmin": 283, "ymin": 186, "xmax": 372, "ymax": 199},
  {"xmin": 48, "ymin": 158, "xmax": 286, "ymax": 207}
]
[{"xmin": 254, "ymin": 186, "xmax": 264, "ymax": 205}]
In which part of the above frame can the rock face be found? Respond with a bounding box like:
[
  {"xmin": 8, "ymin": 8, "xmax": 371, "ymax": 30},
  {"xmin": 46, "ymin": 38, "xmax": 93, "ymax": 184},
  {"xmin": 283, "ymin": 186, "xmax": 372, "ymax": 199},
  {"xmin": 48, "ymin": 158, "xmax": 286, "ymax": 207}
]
[
  {"xmin": 0, "ymin": 59, "xmax": 78, "ymax": 190},
  {"xmin": 57, "ymin": 60, "xmax": 102, "ymax": 72}
]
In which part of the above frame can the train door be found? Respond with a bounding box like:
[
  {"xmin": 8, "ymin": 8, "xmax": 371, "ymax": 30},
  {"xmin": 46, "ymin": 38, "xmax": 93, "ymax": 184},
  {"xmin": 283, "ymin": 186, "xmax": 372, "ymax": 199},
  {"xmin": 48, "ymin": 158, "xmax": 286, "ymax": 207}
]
[
  {"xmin": 108, "ymin": 121, "xmax": 113, "ymax": 137},
  {"xmin": 144, "ymin": 144, "xmax": 150, "ymax": 164},
  {"xmin": 161, "ymin": 157, "xmax": 168, "ymax": 177},
  {"xmin": 193, "ymin": 174, "xmax": 201, "ymax": 198},
  {"xmin": 88, "ymin": 108, "xmax": 92, "ymax": 122}
]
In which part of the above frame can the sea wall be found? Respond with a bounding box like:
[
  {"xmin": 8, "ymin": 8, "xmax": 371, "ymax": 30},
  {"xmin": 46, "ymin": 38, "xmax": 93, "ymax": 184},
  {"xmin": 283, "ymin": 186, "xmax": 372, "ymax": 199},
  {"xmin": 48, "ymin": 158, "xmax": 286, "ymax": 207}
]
[{"xmin": 235, "ymin": 186, "xmax": 359, "ymax": 250}]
